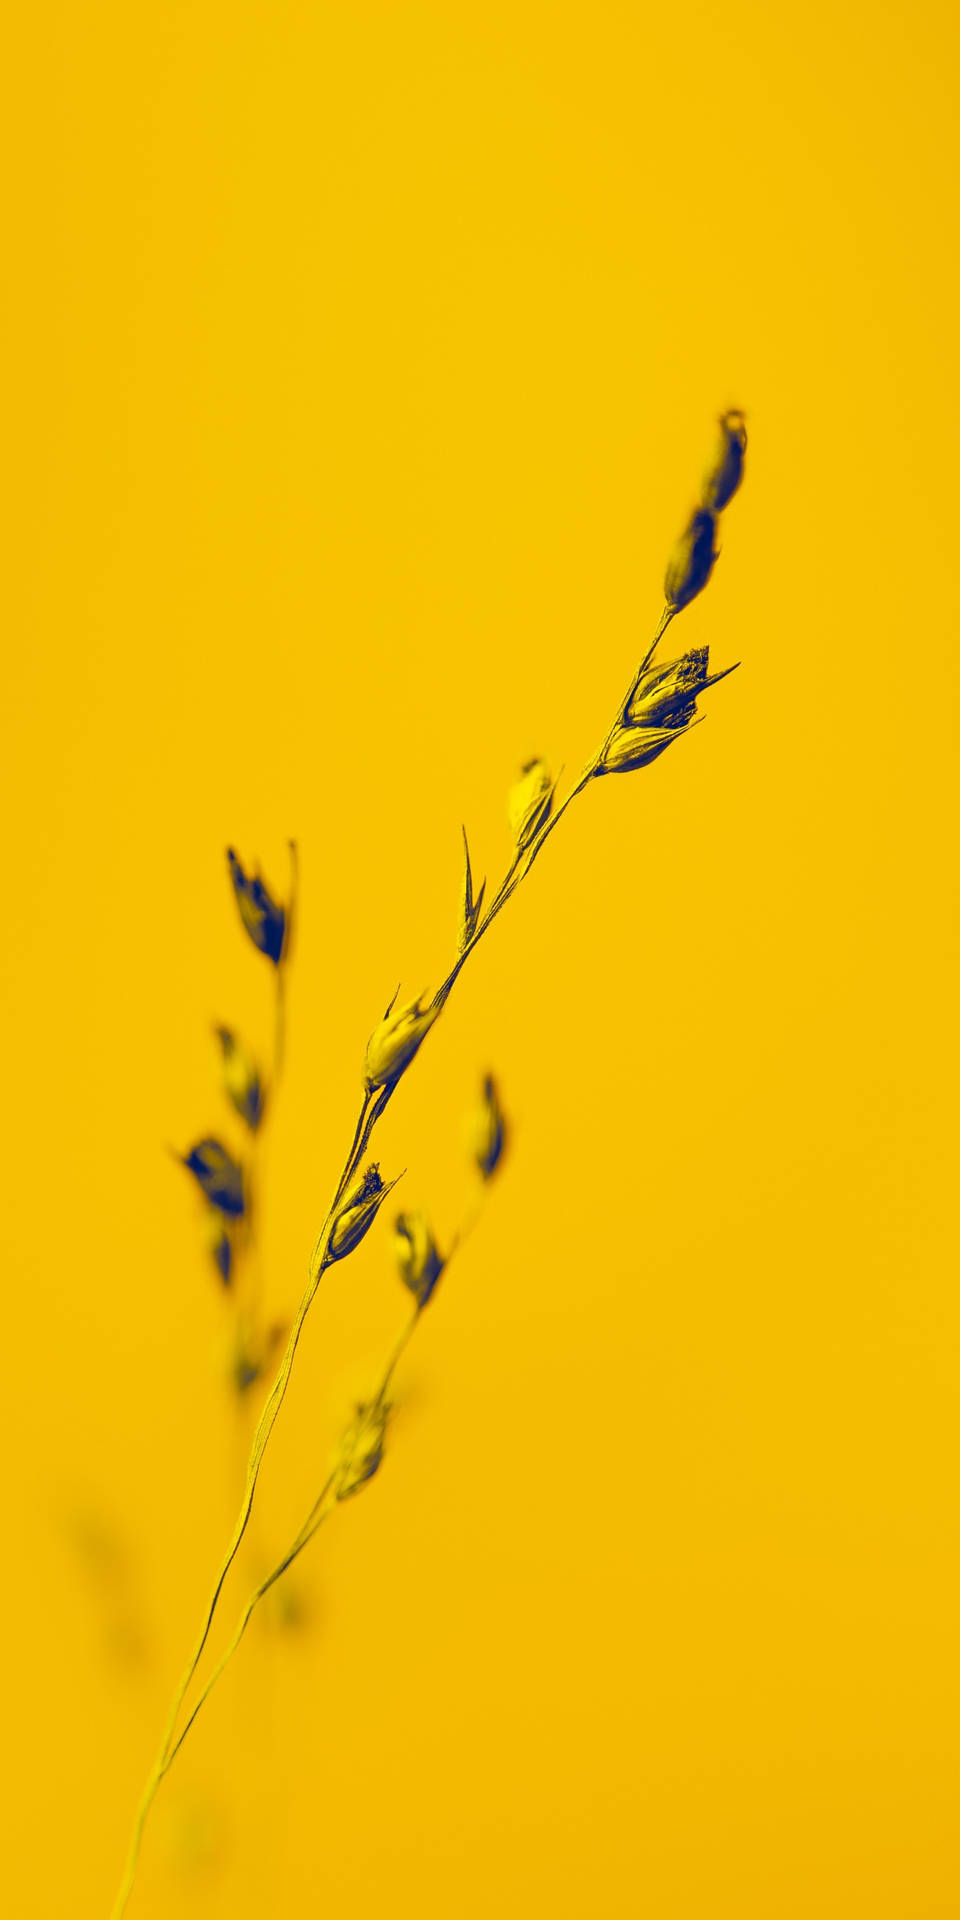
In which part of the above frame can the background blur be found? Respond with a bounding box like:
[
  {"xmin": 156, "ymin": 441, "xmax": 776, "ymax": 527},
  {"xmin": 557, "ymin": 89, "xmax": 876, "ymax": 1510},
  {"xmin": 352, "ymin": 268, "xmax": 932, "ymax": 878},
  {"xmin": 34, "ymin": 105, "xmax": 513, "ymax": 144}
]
[{"xmin": 4, "ymin": 2, "xmax": 959, "ymax": 1914}]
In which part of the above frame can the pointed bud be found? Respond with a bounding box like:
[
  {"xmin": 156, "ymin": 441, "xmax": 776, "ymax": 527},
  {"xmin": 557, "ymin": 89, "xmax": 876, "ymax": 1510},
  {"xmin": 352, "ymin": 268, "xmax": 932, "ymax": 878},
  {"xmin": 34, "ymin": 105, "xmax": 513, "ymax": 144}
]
[
  {"xmin": 507, "ymin": 758, "xmax": 554, "ymax": 851},
  {"xmin": 599, "ymin": 719, "xmax": 701, "ymax": 775},
  {"xmin": 214, "ymin": 1026, "xmax": 264, "ymax": 1130},
  {"xmin": 393, "ymin": 1210, "xmax": 444, "ymax": 1307},
  {"xmin": 625, "ymin": 648, "xmax": 738, "ymax": 730},
  {"xmin": 363, "ymin": 991, "xmax": 439, "ymax": 1092},
  {"xmin": 183, "ymin": 1138, "xmax": 245, "ymax": 1217},
  {"xmin": 664, "ymin": 508, "xmax": 719, "ymax": 613},
  {"xmin": 458, "ymin": 826, "xmax": 486, "ymax": 953},
  {"xmin": 226, "ymin": 848, "xmax": 286, "ymax": 965},
  {"xmin": 468, "ymin": 1072, "xmax": 507, "ymax": 1180},
  {"xmin": 329, "ymin": 1163, "xmax": 399, "ymax": 1262},
  {"xmin": 702, "ymin": 409, "xmax": 747, "ymax": 513},
  {"xmin": 335, "ymin": 1399, "xmax": 391, "ymax": 1500}
]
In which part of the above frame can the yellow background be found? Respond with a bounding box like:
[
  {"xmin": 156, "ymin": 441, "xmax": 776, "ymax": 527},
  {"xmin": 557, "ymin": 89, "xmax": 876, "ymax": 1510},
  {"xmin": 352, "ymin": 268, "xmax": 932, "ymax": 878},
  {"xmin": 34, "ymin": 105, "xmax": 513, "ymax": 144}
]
[{"xmin": 4, "ymin": 2, "xmax": 959, "ymax": 1914}]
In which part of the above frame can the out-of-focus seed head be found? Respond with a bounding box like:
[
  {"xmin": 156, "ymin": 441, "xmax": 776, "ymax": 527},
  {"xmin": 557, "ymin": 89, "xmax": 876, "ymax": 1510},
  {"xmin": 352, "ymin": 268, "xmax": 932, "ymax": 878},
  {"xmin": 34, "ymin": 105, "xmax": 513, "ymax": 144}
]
[
  {"xmin": 335, "ymin": 1399, "xmax": 391, "ymax": 1501},
  {"xmin": 226, "ymin": 848, "xmax": 286, "ymax": 965},
  {"xmin": 507, "ymin": 757, "xmax": 554, "ymax": 851},
  {"xmin": 215, "ymin": 1026, "xmax": 264, "ymax": 1131},
  {"xmin": 229, "ymin": 1320, "xmax": 286, "ymax": 1397},
  {"xmin": 702, "ymin": 409, "xmax": 747, "ymax": 513},
  {"xmin": 363, "ymin": 992, "xmax": 439, "ymax": 1092},
  {"xmin": 206, "ymin": 1212, "xmax": 234, "ymax": 1286},
  {"xmin": 393, "ymin": 1210, "xmax": 445, "ymax": 1307},
  {"xmin": 329, "ymin": 1163, "xmax": 399, "ymax": 1262},
  {"xmin": 625, "ymin": 648, "xmax": 738, "ymax": 730},
  {"xmin": 468, "ymin": 1072, "xmax": 507, "ymax": 1180},
  {"xmin": 183, "ymin": 1138, "xmax": 245, "ymax": 1217},
  {"xmin": 664, "ymin": 508, "xmax": 719, "ymax": 613}
]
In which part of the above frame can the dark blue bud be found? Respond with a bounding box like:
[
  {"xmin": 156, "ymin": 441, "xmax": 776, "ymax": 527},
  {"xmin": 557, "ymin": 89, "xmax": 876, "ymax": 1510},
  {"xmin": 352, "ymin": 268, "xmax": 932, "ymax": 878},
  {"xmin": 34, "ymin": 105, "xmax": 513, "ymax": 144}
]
[
  {"xmin": 183, "ymin": 1137, "xmax": 245, "ymax": 1217},
  {"xmin": 226, "ymin": 848, "xmax": 286, "ymax": 965}
]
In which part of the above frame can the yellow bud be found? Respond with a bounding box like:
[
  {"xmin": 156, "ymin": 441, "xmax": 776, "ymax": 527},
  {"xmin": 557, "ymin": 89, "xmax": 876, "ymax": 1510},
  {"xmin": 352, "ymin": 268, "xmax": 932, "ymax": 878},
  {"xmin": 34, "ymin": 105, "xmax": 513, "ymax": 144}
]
[
  {"xmin": 329, "ymin": 1163, "xmax": 399, "ymax": 1261},
  {"xmin": 507, "ymin": 757, "xmax": 553, "ymax": 851},
  {"xmin": 702, "ymin": 409, "xmax": 747, "ymax": 513},
  {"xmin": 599, "ymin": 720, "xmax": 699, "ymax": 775},
  {"xmin": 363, "ymin": 991, "xmax": 439, "ymax": 1092},
  {"xmin": 393, "ymin": 1210, "xmax": 444, "ymax": 1306},
  {"xmin": 214, "ymin": 1026, "xmax": 263, "ymax": 1130},
  {"xmin": 335, "ymin": 1399, "xmax": 390, "ymax": 1501}
]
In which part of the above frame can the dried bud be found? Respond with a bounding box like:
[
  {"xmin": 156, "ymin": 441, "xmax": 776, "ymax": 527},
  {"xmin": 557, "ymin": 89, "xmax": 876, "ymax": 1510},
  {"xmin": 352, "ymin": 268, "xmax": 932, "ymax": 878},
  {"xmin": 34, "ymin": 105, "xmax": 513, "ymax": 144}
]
[
  {"xmin": 226, "ymin": 848, "xmax": 286, "ymax": 965},
  {"xmin": 183, "ymin": 1138, "xmax": 245, "ymax": 1217},
  {"xmin": 625, "ymin": 649, "xmax": 737, "ymax": 730},
  {"xmin": 393, "ymin": 1210, "xmax": 444, "ymax": 1307},
  {"xmin": 329, "ymin": 1163, "xmax": 399, "ymax": 1262},
  {"xmin": 507, "ymin": 757, "xmax": 554, "ymax": 851},
  {"xmin": 702, "ymin": 409, "xmax": 747, "ymax": 513},
  {"xmin": 457, "ymin": 825, "xmax": 486, "ymax": 953},
  {"xmin": 599, "ymin": 721, "xmax": 699, "ymax": 776},
  {"xmin": 215, "ymin": 1027, "xmax": 263, "ymax": 1131},
  {"xmin": 363, "ymin": 991, "xmax": 439, "ymax": 1092},
  {"xmin": 664, "ymin": 508, "xmax": 718, "ymax": 613},
  {"xmin": 468, "ymin": 1072, "xmax": 507, "ymax": 1180},
  {"xmin": 335, "ymin": 1399, "xmax": 391, "ymax": 1500}
]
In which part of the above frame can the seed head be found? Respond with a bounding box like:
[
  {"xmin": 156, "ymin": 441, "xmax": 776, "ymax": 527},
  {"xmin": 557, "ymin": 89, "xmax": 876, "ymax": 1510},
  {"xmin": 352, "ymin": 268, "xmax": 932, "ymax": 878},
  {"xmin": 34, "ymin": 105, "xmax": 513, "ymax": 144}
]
[
  {"xmin": 702, "ymin": 409, "xmax": 747, "ymax": 513},
  {"xmin": 226, "ymin": 848, "xmax": 286, "ymax": 965},
  {"xmin": 215, "ymin": 1026, "xmax": 263, "ymax": 1131},
  {"xmin": 329, "ymin": 1163, "xmax": 399, "ymax": 1262},
  {"xmin": 393, "ymin": 1210, "xmax": 444, "ymax": 1307},
  {"xmin": 468, "ymin": 1072, "xmax": 507, "ymax": 1181},
  {"xmin": 664, "ymin": 508, "xmax": 719, "ymax": 614},
  {"xmin": 600, "ymin": 721, "xmax": 698, "ymax": 776},
  {"xmin": 363, "ymin": 991, "xmax": 439, "ymax": 1092},
  {"xmin": 508, "ymin": 758, "xmax": 554, "ymax": 851},
  {"xmin": 206, "ymin": 1213, "xmax": 234, "ymax": 1286},
  {"xmin": 335, "ymin": 1399, "xmax": 391, "ymax": 1501},
  {"xmin": 182, "ymin": 1138, "xmax": 245, "ymax": 1217},
  {"xmin": 625, "ymin": 649, "xmax": 738, "ymax": 730}
]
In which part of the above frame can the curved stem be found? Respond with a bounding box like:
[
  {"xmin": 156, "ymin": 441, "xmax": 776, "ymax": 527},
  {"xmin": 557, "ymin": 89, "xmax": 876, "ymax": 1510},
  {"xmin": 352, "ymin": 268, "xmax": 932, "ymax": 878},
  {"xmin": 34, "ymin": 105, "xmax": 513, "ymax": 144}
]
[
  {"xmin": 124, "ymin": 1194, "xmax": 490, "ymax": 1836},
  {"xmin": 112, "ymin": 605, "xmax": 676, "ymax": 1915}
]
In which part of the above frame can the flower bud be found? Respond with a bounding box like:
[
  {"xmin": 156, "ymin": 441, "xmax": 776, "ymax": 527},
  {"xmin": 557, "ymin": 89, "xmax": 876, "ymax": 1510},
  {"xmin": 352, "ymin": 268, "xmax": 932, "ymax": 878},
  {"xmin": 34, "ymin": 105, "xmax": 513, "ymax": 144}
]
[
  {"xmin": 393, "ymin": 1210, "xmax": 444, "ymax": 1307},
  {"xmin": 702, "ymin": 409, "xmax": 747, "ymax": 513},
  {"xmin": 183, "ymin": 1138, "xmax": 245, "ymax": 1217},
  {"xmin": 508, "ymin": 757, "xmax": 553, "ymax": 851},
  {"xmin": 599, "ymin": 721, "xmax": 698, "ymax": 776},
  {"xmin": 215, "ymin": 1026, "xmax": 263, "ymax": 1130},
  {"xmin": 468, "ymin": 1072, "xmax": 507, "ymax": 1180},
  {"xmin": 625, "ymin": 648, "xmax": 737, "ymax": 730},
  {"xmin": 226, "ymin": 848, "xmax": 286, "ymax": 965},
  {"xmin": 664, "ymin": 508, "xmax": 718, "ymax": 613},
  {"xmin": 328, "ymin": 1163, "xmax": 399, "ymax": 1261},
  {"xmin": 335, "ymin": 1399, "xmax": 391, "ymax": 1501},
  {"xmin": 363, "ymin": 991, "xmax": 438, "ymax": 1092}
]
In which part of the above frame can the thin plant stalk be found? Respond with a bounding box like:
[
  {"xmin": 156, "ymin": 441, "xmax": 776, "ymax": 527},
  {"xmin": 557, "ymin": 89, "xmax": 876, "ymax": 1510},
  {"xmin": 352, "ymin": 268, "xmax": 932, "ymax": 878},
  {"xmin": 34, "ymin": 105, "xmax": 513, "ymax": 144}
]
[
  {"xmin": 159, "ymin": 1289, "xmax": 444, "ymax": 1781},
  {"xmin": 112, "ymin": 599, "xmax": 699, "ymax": 1916}
]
